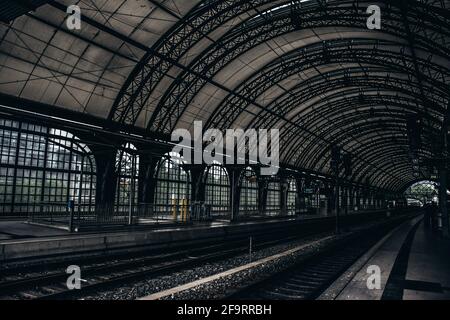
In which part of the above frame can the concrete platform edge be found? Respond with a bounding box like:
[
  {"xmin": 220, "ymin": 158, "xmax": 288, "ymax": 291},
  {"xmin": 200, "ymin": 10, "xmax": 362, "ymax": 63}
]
[{"xmin": 318, "ymin": 215, "xmax": 423, "ymax": 300}]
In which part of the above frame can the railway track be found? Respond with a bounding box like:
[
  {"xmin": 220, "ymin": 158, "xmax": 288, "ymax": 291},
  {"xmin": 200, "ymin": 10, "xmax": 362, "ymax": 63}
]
[
  {"xmin": 0, "ymin": 212, "xmax": 418, "ymax": 300},
  {"xmin": 226, "ymin": 219, "xmax": 413, "ymax": 300},
  {"xmin": 0, "ymin": 229, "xmax": 323, "ymax": 300}
]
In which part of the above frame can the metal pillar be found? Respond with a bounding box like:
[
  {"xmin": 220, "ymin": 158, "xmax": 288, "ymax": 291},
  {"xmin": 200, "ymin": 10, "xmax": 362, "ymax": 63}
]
[
  {"xmin": 128, "ymin": 154, "xmax": 136, "ymax": 225},
  {"xmin": 439, "ymin": 164, "xmax": 449, "ymax": 238},
  {"xmin": 230, "ymin": 169, "xmax": 236, "ymax": 221},
  {"xmin": 439, "ymin": 103, "xmax": 450, "ymax": 237},
  {"xmin": 344, "ymin": 186, "xmax": 349, "ymax": 216},
  {"xmin": 335, "ymin": 177, "xmax": 340, "ymax": 234},
  {"xmin": 280, "ymin": 178, "xmax": 288, "ymax": 216}
]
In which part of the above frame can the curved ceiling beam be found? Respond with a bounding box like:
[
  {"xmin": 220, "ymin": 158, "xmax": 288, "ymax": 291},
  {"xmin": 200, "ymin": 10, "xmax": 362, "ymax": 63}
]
[
  {"xmin": 289, "ymin": 119, "xmax": 424, "ymax": 182},
  {"xmin": 279, "ymin": 95, "xmax": 434, "ymax": 165},
  {"xmin": 300, "ymin": 121, "xmax": 412, "ymax": 171},
  {"xmin": 249, "ymin": 70, "xmax": 447, "ymax": 131},
  {"xmin": 206, "ymin": 42, "xmax": 448, "ymax": 132},
  {"xmin": 358, "ymin": 154, "xmax": 420, "ymax": 189},
  {"xmin": 297, "ymin": 117, "xmax": 428, "ymax": 170},
  {"xmin": 284, "ymin": 104, "xmax": 433, "ymax": 164},
  {"xmin": 293, "ymin": 114, "xmax": 434, "ymax": 172},
  {"xmin": 143, "ymin": 2, "xmax": 449, "ymax": 133},
  {"xmin": 105, "ymin": 1, "xmax": 446, "ymax": 130}
]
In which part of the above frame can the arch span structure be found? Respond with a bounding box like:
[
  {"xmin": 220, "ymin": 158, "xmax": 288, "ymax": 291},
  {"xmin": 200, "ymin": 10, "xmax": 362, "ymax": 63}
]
[{"xmin": 0, "ymin": 0, "xmax": 448, "ymax": 196}]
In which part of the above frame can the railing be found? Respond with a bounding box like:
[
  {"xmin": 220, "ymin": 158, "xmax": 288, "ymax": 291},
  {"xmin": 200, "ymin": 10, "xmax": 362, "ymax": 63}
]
[
  {"xmin": 27, "ymin": 201, "xmax": 208, "ymax": 231},
  {"xmin": 25, "ymin": 200, "xmax": 390, "ymax": 232},
  {"xmin": 28, "ymin": 201, "xmax": 78, "ymax": 231},
  {"xmin": 208, "ymin": 204, "xmax": 230, "ymax": 219},
  {"xmin": 239, "ymin": 205, "xmax": 260, "ymax": 217},
  {"xmin": 28, "ymin": 202, "xmax": 98, "ymax": 231},
  {"xmin": 190, "ymin": 202, "xmax": 212, "ymax": 221},
  {"xmin": 136, "ymin": 203, "xmax": 191, "ymax": 223},
  {"xmin": 25, "ymin": 202, "xmax": 185, "ymax": 231}
]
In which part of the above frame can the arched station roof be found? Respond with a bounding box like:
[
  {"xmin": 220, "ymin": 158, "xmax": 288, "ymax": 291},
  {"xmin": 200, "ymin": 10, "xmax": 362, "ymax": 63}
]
[{"xmin": 0, "ymin": 0, "xmax": 449, "ymax": 192}]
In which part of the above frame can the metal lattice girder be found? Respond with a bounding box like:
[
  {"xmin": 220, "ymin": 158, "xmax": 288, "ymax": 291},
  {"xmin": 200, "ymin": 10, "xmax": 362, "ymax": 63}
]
[
  {"xmin": 109, "ymin": 0, "xmax": 272, "ymax": 126},
  {"xmin": 206, "ymin": 39, "xmax": 449, "ymax": 132},
  {"xmin": 278, "ymin": 97, "xmax": 438, "ymax": 185},
  {"xmin": 1, "ymin": 0, "xmax": 448, "ymax": 195},
  {"xmin": 314, "ymin": 129, "xmax": 423, "ymax": 188},
  {"xmin": 108, "ymin": 0, "xmax": 449, "ymax": 129},
  {"xmin": 280, "ymin": 102, "xmax": 426, "ymax": 166},
  {"xmin": 254, "ymin": 79, "xmax": 442, "ymax": 122},
  {"xmin": 246, "ymin": 68, "xmax": 447, "ymax": 131},
  {"xmin": 324, "ymin": 126, "xmax": 432, "ymax": 174},
  {"xmin": 339, "ymin": 135, "xmax": 422, "ymax": 179},
  {"xmin": 295, "ymin": 122, "xmax": 419, "ymax": 172},
  {"xmin": 299, "ymin": 122, "xmax": 410, "ymax": 171},
  {"xmin": 284, "ymin": 91, "xmax": 442, "ymax": 136},
  {"xmin": 291, "ymin": 114, "xmax": 428, "ymax": 168},
  {"xmin": 141, "ymin": 1, "xmax": 450, "ymax": 133},
  {"xmin": 287, "ymin": 106, "xmax": 437, "ymax": 164},
  {"xmin": 280, "ymin": 92, "xmax": 440, "ymax": 158},
  {"xmin": 363, "ymin": 155, "xmax": 418, "ymax": 189},
  {"xmin": 245, "ymin": 88, "xmax": 440, "ymax": 168},
  {"xmin": 101, "ymin": 0, "xmax": 449, "ymax": 192}
]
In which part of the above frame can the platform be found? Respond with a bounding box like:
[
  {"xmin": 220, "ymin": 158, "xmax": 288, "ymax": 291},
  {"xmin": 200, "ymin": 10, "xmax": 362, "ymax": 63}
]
[
  {"xmin": 0, "ymin": 221, "xmax": 68, "ymax": 240},
  {"xmin": 0, "ymin": 210, "xmax": 387, "ymax": 263},
  {"xmin": 322, "ymin": 216, "xmax": 450, "ymax": 300}
]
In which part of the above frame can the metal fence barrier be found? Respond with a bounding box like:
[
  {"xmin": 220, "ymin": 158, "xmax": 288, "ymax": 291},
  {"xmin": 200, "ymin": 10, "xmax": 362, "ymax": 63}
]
[
  {"xmin": 28, "ymin": 201, "xmax": 193, "ymax": 231},
  {"xmin": 26, "ymin": 199, "xmax": 389, "ymax": 232},
  {"xmin": 28, "ymin": 201, "xmax": 77, "ymax": 231}
]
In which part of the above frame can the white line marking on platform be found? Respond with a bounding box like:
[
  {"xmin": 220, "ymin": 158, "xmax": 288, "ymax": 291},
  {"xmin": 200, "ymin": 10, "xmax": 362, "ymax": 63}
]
[{"xmin": 138, "ymin": 236, "xmax": 334, "ymax": 300}]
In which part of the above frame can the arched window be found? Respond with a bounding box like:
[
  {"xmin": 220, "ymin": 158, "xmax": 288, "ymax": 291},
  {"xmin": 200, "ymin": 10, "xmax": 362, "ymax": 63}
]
[
  {"xmin": 287, "ymin": 178, "xmax": 297, "ymax": 215},
  {"xmin": 404, "ymin": 180, "xmax": 440, "ymax": 205},
  {"xmin": 154, "ymin": 152, "xmax": 191, "ymax": 217},
  {"xmin": 0, "ymin": 119, "xmax": 96, "ymax": 217},
  {"xmin": 205, "ymin": 164, "xmax": 230, "ymax": 218},
  {"xmin": 266, "ymin": 181, "xmax": 280, "ymax": 216},
  {"xmin": 115, "ymin": 143, "xmax": 139, "ymax": 212},
  {"xmin": 239, "ymin": 167, "xmax": 258, "ymax": 217}
]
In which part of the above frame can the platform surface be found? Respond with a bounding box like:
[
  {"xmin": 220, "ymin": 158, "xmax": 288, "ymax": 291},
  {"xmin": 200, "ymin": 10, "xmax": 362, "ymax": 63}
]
[
  {"xmin": 0, "ymin": 213, "xmax": 338, "ymax": 262},
  {"xmin": 331, "ymin": 218, "xmax": 450, "ymax": 300},
  {"xmin": 0, "ymin": 212, "xmax": 337, "ymax": 243},
  {"xmin": 0, "ymin": 221, "xmax": 67, "ymax": 240},
  {"xmin": 402, "ymin": 222, "xmax": 450, "ymax": 300},
  {"xmin": 0, "ymin": 209, "xmax": 377, "ymax": 243},
  {"xmin": 0, "ymin": 210, "xmax": 388, "ymax": 262}
]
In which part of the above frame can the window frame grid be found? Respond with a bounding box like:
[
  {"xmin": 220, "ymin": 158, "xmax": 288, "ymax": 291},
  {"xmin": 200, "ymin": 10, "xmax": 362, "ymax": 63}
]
[
  {"xmin": 205, "ymin": 164, "xmax": 230, "ymax": 217},
  {"xmin": 239, "ymin": 167, "xmax": 259, "ymax": 216},
  {"xmin": 0, "ymin": 119, "xmax": 96, "ymax": 217}
]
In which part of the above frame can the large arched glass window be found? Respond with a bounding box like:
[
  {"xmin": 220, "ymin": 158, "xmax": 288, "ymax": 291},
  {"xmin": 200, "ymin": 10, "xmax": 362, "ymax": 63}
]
[
  {"xmin": 0, "ymin": 119, "xmax": 96, "ymax": 217},
  {"xmin": 115, "ymin": 143, "xmax": 139, "ymax": 212},
  {"xmin": 205, "ymin": 164, "xmax": 230, "ymax": 218},
  {"xmin": 154, "ymin": 152, "xmax": 191, "ymax": 216},
  {"xmin": 239, "ymin": 167, "xmax": 258, "ymax": 217},
  {"xmin": 404, "ymin": 180, "xmax": 440, "ymax": 205},
  {"xmin": 266, "ymin": 181, "xmax": 280, "ymax": 216},
  {"xmin": 287, "ymin": 178, "xmax": 297, "ymax": 215}
]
